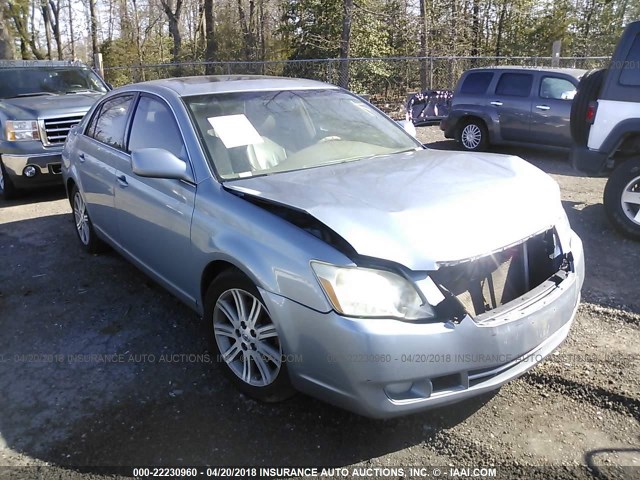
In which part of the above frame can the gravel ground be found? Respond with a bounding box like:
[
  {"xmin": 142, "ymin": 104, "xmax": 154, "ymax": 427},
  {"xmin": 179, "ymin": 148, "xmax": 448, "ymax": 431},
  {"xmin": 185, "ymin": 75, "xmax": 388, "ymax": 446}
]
[{"xmin": 0, "ymin": 126, "xmax": 638, "ymax": 480}]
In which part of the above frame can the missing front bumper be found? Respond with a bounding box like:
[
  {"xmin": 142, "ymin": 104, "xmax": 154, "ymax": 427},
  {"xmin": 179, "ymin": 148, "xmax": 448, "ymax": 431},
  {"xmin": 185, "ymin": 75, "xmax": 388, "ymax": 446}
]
[{"xmin": 430, "ymin": 228, "xmax": 568, "ymax": 319}]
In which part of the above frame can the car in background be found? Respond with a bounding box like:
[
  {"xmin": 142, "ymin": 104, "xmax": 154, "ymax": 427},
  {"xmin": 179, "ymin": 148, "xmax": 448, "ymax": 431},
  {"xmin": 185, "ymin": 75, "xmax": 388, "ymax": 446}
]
[
  {"xmin": 441, "ymin": 66, "xmax": 585, "ymax": 152},
  {"xmin": 406, "ymin": 89, "xmax": 453, "ymax": 126},
  {"xmin": 0, "ymin": 60, "xmax": 109, "ymax": 200},
  {"xmin": 62, "ymin": 75, "xmax": 584, "ymax": 418}
]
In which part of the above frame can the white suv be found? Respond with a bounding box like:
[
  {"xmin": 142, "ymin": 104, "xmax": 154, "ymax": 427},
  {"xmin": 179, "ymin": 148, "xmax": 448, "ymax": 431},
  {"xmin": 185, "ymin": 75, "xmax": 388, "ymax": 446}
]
[{"xmin": 571, "ymin": 20, "xmax": 640, "ymax": 239}]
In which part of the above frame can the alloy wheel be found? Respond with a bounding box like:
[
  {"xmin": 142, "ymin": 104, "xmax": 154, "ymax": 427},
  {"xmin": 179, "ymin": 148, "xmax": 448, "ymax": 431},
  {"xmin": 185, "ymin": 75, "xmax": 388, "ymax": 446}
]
[
  {"xmin": 620, "ymin": 174, "xmax": 640, "ymax": 225},
  {"xmin": 73, "ymin": 191, "xmax": 90, "ymax": 245},
  {"xmin": 461, "ymin": 124, "xmax": 482, "ymax": 150},
  {"xmin": 213, "ymin": 288, "xmax": 282, "ymax": 387}
]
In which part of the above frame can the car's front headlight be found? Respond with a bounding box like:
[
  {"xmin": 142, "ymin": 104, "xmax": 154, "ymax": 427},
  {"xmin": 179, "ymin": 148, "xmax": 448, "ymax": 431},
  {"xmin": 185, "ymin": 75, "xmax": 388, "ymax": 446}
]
[
  {"xmin": 5, "ymin": 120, "xmax": 40, "ymax": 141},
  {"xmin": 311, "ymin": 261, "xmax": 435, "ymax": 320}
]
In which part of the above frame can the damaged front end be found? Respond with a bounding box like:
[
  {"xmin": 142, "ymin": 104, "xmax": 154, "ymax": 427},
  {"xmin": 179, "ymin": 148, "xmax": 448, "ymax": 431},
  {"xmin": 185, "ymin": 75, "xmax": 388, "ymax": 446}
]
[
  {"xmin": 429, "ymin": 228, "xmax": 573, "ymax": 322},
  {"xmin": 228, "ymin": 189, "xmax": 358, "ymax": 257},
  {"xmin": 230, "ymin": 186, "xmax": 575, "ymax": 325}
]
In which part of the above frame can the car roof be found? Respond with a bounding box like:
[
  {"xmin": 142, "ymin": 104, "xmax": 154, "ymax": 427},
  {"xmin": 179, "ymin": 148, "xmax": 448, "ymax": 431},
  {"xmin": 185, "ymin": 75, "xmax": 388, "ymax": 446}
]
[
  {"xmin": 465, "ymin": 66, "xmax": 587, "ymax": 78},
  {"xmin": 123, "ymin": 75, "xmax": 339, "ymax": 97}
]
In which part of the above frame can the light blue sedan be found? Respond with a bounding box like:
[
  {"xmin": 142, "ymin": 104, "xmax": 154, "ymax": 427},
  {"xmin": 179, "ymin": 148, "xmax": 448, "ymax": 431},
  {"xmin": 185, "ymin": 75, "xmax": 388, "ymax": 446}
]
[{"xmin": 62, "ymin": 76, "xmax": 584, "ymax": 418}]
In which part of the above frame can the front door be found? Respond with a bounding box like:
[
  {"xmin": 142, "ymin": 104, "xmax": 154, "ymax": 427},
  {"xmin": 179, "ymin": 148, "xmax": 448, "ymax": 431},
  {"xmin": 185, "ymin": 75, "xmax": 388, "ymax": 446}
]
[
  {"xmin": 113, "ymin": 94, "xmax": 197, "ymax": 304},
  {"xmin": 491, "ymin": 72, "xmax": 534, "ymax": 142}
]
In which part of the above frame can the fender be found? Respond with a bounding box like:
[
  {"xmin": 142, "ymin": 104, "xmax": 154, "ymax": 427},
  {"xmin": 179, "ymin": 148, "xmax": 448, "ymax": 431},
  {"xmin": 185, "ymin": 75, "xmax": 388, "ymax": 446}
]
[
  {"xmin": 189, "ymin": 181, "xmax": 353, "ymax": 315},
  {"xmin": 599, "ymin": 118, "xmax": 640, "ymax": 157},
  {"xmin": 443, "ymin": 107, "xmax": 499, "ymax": 142}
]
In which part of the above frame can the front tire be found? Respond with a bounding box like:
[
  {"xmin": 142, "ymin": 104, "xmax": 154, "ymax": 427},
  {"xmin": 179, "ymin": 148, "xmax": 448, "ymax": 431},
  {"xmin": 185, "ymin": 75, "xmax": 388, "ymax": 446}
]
[
  {"xmin": 456, "ymin": 118, "xmax": 489, "ymax": 152},
  {"xmin": 0, "ymin": 161, "xmax": 18, "ymax": 201},
  {"xmin": 71, "ymin": 185, "xmax": 107, "ymax": 253},
  {"xmin": 603, "ymin": 159, "xmax": 640, "ymax": 240},
  {"xmin": 204, "ymin": 269, "xmax": 295, "ymax": 402}
]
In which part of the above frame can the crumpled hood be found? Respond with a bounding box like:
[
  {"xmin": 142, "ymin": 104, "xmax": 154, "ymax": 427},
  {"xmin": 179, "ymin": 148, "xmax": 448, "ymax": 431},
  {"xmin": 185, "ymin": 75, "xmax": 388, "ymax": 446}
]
[
  {"xmin": 0, "ymin": 93, "xmax": 102, "ymax": 118},
  {"xmin": 227, "ymin": 149, "xmax": 564, "ymax": 270}
]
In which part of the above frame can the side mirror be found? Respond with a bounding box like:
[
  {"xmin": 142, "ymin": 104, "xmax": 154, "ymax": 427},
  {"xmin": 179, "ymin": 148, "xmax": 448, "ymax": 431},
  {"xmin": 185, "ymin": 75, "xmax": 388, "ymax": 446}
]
[
  {"xmin": 131, "ymin": 148, "xmax": 193, "ymax": 182},
  {"xmin": 397, "ymin": 119, "xmax": 417, "ymax": 138}
]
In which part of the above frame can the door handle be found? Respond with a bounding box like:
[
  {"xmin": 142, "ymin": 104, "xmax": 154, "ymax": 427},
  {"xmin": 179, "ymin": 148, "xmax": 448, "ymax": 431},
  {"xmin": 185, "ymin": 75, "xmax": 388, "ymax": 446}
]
[
  {"xmin": 490, "ymin": 101, "xmax": 503, "ymax": 106},
  {"xmin": 116, "ymin": 174, "xmax": 128, "ymax": 187},
  {"xmin": 535, "ymin": 105, "xmax": 551, "ymax": 111},
  {"xmin": 78, "ymin": 153, "xmax": 85, "ymax": 163}
]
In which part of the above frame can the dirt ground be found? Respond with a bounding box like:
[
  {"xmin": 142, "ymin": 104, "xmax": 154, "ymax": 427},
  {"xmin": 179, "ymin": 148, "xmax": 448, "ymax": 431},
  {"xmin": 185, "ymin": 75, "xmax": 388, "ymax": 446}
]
[{"xmin": 0, "ymin": 126, "xmax": 638, "ymax": 480}]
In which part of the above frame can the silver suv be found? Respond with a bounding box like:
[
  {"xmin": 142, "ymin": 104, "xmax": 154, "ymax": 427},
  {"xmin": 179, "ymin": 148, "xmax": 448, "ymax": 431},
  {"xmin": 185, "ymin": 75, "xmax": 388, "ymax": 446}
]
[{"xmin": 441, "ymin": 67, "xmax": 584, "ymax": 151}]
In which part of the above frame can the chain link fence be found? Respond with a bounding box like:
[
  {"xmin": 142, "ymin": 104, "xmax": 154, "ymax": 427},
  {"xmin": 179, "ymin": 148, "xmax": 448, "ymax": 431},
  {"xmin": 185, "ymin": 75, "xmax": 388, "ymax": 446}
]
[{"xmin": 104, "ymin": 56, "xmax": 609, "ymax": 118}]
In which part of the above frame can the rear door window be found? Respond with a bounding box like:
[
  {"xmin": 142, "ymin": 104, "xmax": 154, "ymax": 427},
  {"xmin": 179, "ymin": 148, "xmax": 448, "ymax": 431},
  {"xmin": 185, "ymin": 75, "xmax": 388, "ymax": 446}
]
[
  {"xmin": 619, "ymin": 34, "xmax": 640, "ymax": 86},
  {"xmin": 495, "ymin": 73, "xmax": 534, "ymax": 97},
  {"xmin": 88, "ymin": 95, "xmax": 134, "ymax": 150},
  {"xmin": 460, "ymin": 72, "xmax": 494, "ymax": 94},
  {"xmin": 85, "ymin": 105, "xmax": 102, "ymax": 138}
]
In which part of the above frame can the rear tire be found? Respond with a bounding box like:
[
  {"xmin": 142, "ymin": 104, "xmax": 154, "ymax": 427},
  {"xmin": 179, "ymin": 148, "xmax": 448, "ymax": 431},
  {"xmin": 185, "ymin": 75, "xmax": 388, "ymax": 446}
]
[
  {"xmin": 71, "ymin": 185, "xmax": 107, "ymax": 253},
  {"xmin": 204, "ymin": 269, "xmax": 296, "ymax": 403},
  {"xmin": 0, "ymin": 161, "xmax": 18, "ymax": 201},
  {"xmin": 603, "ymin": 158, "xmax": 640, "ymax": 240},
  {"xmin": 570, "ymin": 69, "xmax": 605, "ymax": 145},
  {"xmin": 456, "ymin": 118, "xmax": 489, "ymax": 152}
]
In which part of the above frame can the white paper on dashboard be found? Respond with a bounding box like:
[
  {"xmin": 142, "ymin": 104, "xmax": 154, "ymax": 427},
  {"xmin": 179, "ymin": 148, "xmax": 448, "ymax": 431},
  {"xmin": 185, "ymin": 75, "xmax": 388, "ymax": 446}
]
[{"xmin": 207, "ymin": 114, "xmax": 264, "ymax": 149}]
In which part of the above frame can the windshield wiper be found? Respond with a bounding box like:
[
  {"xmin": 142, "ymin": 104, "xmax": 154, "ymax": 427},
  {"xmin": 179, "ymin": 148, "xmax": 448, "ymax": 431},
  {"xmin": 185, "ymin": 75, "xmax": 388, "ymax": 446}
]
[
  {"xmin": 7, "ymin": 92, "xmax": 57, "ymax": 98},
  {"xmin": 66, "ymin": 89, "xmax": 94, "ymax": 94}
]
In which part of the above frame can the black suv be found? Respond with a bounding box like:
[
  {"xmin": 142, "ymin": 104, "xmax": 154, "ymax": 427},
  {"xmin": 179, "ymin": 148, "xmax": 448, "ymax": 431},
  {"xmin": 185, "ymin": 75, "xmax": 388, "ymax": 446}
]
[
  {"xmin": 571, "ymin": 21, "xmax": 640, "ymax": 240},
  {"xmin": 441, "ymin": 67, "xmax": 584, "ymax": 151}
]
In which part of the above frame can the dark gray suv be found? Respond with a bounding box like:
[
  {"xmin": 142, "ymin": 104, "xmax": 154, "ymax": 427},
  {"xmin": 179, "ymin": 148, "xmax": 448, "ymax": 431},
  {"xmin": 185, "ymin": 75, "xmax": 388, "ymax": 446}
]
[
  {"xmin": 0, "ymin": 61, "xmax": 108, "ymax": 200},
  {"xmin": 441, "ymin": 67, "xmax": 585, "ymax": 151}
]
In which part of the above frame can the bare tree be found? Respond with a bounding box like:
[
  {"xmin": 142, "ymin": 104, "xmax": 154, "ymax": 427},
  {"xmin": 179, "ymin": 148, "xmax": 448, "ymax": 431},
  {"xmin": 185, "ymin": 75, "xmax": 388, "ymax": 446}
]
[
  {"xmin": 338, "ymin": 0, "xmax": 353, "ymax": 88},
  {"xmin": 7, "ymin": 0, "xmax": 45, "ymax": 59},
  {"xmin": 237, "ymin": 0, "xmax": 256, "ymax": 61},
  {"xmin": 107, "ymin": 0, "xmax": 115, "ymax": 41},
  {"xmin": 258, "ymin": 0, "xmax": 265, "ymax": 61},
  {"xmin": 88, "ymin": 0, "xmax": 98, "ymax": 58},
  {"xmin": 45, "ymin": 0, "xmax": 64, "ymax": 59},
  {"xmin": 471, "ymin": 0, "xmax": 480, "ymax": 58},
  {"xmin": 495, "ymin": 0, "xmax": 507, "ymax": 57},
  {"xmin": 204, "ymin": 0, "xmax": 217, "ymax": 73},
  {"xmin": 195, "ymin": 0, "xmax": 206, "ymax": 54},
  {"xmin": 418, "ymin": 0, "xmax": 428, "ymax": 89},
  {"xmin": 159, "ymin": 0, "xmax": 184, "ymax": 62},
  {"xmin": 131, "ymin": 0, "xmax": 146, "ymax": 80},
  {"xmin": 40, "ymin": 0, "xmax": 53, "ymax": 58},
  {"xmin": 67, "ymin": 0, "xmax": 75, "ymax": 58},
  {"xmin": 0, "ymin": 7, "xmax": 16, "ymax": 59}
]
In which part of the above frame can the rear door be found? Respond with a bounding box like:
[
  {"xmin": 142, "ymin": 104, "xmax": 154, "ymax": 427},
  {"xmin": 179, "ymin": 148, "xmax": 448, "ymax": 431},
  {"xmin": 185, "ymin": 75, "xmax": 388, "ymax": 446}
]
[
  {"xmin": 114, "ymin": 94, "xmax": 197, "ymax": 303},
  {"xmin": 74, "ymin": 94, "xmax": 135, "ymax": 240},
  {"xmin": 529, "ymin": 74, "xmax": 578, "ymax": 147},
  {"xmin": 491, "ymin": 72, "xmax": 534, "ymax": 142}
]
